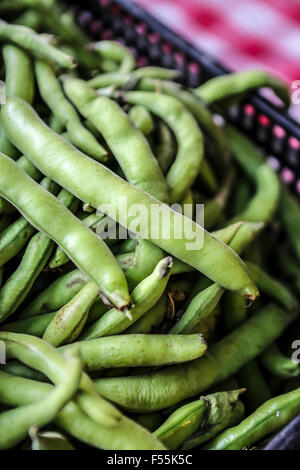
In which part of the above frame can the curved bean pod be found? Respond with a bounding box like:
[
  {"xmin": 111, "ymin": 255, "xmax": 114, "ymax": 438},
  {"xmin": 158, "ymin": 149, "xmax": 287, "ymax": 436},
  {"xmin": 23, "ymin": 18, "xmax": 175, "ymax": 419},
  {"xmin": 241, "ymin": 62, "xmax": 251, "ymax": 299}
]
[
  {"xmin": 81, "ymin": 257, "xmax": 173, "ymax": 340},
  {"xmin": 0, "ymin": 331, "xmax": 122, "ymax": 427},
  {"xmin": 195, "ymin": 70, "xmax": 290, "ymax": 107},
  {"xmin": 0, "ymin": 346, "xmax": 82, "ymax": 449},
  {"xmin": 3, "ymin": 44, "xmax": 34, "ymax": 103},
  {"xmin": 43, "ymin": 281, "xmax": 100, "ymax": 347},
  {"xmin": 88, "ymin": 40, "xmax": 135, "ymax": 73},
  {"xmin": 0, "ymin": 371, "xmax": 166, "ymax": 450},
  {"xmin": 60, "ymin": 333, "xmax": 207, "ymax": 372},
  {"xmin": 19, "ymin": 269, "xmax": 90, "ymax": 319},
  {"xmin": 0, "ymin": 153, "xmax": 131, "ymax": 310},
  {"xmin": 203, "ymin": 387, "xmax": 300, "ymax": 450},
  {"xmin": 34, "ymin": 60, "xmax": 107, "ymax": 162},
  {"xmin": 122, "ymin": 90, "xmax": 203, "ymax": 203},
  {"xmin": 94, "ymin": 304, "xmax": 296, "ymax": 411},
  {"xmin": 128, "ymin": 105, "xmax": 153, "ymax": 136},
  {"xmin": 246, "ymin": 261, "xmax": 297, "ymax": 311},
  {"xmin": 0, "ymin": 19, "xmax": 75, "ymax": 68},
  {"xmin": 260, "ymin": 343, "xmax": 300, "ymax": 379},
  {"xmin": 2, "ymin": 97, "xmax": 258, "ymax": 300},
  {"xmin": 62, "ymin": 79, "xmax": 169, "ymax": 203}
]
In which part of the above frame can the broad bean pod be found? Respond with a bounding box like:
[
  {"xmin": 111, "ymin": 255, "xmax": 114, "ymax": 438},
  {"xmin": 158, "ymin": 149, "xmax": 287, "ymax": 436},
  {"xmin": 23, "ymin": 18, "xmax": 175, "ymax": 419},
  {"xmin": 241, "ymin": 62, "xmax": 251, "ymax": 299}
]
[
  {"xmin": 0, "ymin": 370, "xmax": 166, "ymax": 450},
  {"xmin": 0, "ymin": 152, "xmax": 131, "ymax": 310},
  {"xmin": 2, "ymin": 97, "xmax": 259, "ymax": 300},
  {"xmin": 0, "ymin": 19, "xmax": 75, "ymax": 68},
  {"xmin": 0, "ymin": 346, "xmax": 82, "ymax": 449},
  {"xmin": 34, "ymin": 60, "xmax": 107, "ymax": 162},
  {"xmin": 203, "ymin": 386, "xmax": 300, "ymax": 450},
  {"xmin": 94, "ymin": 304, "xmax": 296, "ymax": 411}
]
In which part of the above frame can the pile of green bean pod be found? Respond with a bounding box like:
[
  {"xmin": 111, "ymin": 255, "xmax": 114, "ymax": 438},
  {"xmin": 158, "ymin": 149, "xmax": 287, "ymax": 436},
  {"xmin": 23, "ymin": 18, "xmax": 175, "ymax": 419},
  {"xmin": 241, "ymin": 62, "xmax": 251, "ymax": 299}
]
[{"xmin": 0, "ymin": 0, "xmax": 299, "ymax": 452}]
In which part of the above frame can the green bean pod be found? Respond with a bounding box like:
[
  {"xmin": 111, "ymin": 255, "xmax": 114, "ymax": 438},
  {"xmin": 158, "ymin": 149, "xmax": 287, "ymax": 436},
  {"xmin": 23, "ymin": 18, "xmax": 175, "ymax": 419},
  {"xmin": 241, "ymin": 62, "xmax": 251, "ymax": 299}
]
[
  {"xmin": 0, "ymin": 331, "xmax": 123, "ymax": 428},
  {"xmin": 237, "ymin": 360, "xmax": 272, "ymax": 412},
  {"xmin": 170, "ymin": 221, "xmax": 263, "ymax": 335},
  {"xmin": 94, "ymin": 304, "xmax": 296, "ymax": 411},
  {"xmin": 279, "ymin": 186, "xmax": 300, "ymax": 261},
  {"xmin": 43, "ymin": 281, "xmax": 100, "ymax": 347},
  {"xmin": 0, "ymin": 232, "xmax": 53, "ymax": 323},
  {"xmin": 81, "ymin": 256, "xmax": 173, "ymax": 340},
  {"xmin": 246, "ymin": 261, "xmax": 298, "ymax": 311},
  {"xmin": 62, "ymin": 79, "xmax": 169, "ymax": 203},
  {"xmin": 0, "ymin": 346, "xmax": 82, "ymax": 449},
  {"xmin": 0, "ymin": 19, "xmax": 75, "ymax": 68},
  {"xmin": 34, "ymin": 60, "xmax": 107, "ymax": 162},
  {"xmin": 122, "ymin": 90, "xmax": 203, "ymax": 203},
  {"xmin": 128, "ymin": 105, "xmax": 153, "ymax": 135},
  {"xmin": 155, "ymin": 389, "xmax": 244, "ymax": 450},
  {"xmin": 260, "ymin": 343, "xmax": 300, "ymax": 379},
  {"xmin": 1, "ymin": 311, "xmax": 56, "ymax": 337},
  {"xmin": 59, "ymin": 333, "xmax": 207, "ymax": 372},
  {"xmin": 203, "ymin": 386, "xmax": 300, "ymax": 450},
  {"xmin": 88, "ymin": 40, "xmax": 135, "ymax": 73},
  {"xmin": 19, "ymin": 269, "xmax": 91, "ymax": 319},
  {"xmin": 0, "ymin": 370, "xmax": 166, "ymax": 450},
  {"xmin": 230, "ymin": 164, "xmax": 280, "ymax": 224},
  {"xmin": 125, "ymin": 294, "xmax": 167, "ymax": 334},
  {"xmin": 48, "ymin": 212, "xmax": 105, "ymax": 270},
  {"xmin": 0, "ymin": 176, "xmax": 59, "ymax": 268},
  {"xmin": 195, "ymin": 70, "xmax": 290, "ymax": 107},
  {"xmin": 155, "ymin": 120, "xmax": 176, "ymax": 174},
  {"xmin": 3, "ymin": 44, "xmax": 34, "ymax": 103},
  {"xmin": 2, "ymin": 97, "xmax": 259, "ymax": 300},
  {"xmin": 0, "ymin": 153, "xmax": 131, "ymax": 310}
]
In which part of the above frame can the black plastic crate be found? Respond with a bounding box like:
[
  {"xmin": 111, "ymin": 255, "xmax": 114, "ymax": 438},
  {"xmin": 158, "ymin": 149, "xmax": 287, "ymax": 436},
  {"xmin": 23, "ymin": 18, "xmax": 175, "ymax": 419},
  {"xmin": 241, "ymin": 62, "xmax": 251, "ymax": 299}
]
[{"xmin": 70, "ymin": 0, "xmax": 300, "ymax": 450}]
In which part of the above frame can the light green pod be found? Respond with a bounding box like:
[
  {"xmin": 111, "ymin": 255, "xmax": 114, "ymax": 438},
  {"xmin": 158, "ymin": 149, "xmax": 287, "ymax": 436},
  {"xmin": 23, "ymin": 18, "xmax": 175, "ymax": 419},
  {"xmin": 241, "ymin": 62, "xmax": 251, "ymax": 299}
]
[
  {"xmin": 155, "ymin": 389, "xmax": 244, "ymax": 450},
  {"xmin": 2, "ymin": 97, "xmax": 259, "ymax": 301},
  {"xmin": 0, "ymin": 346, "xmax": 82, "ymax": 450},
  {"xmin": 195, "ymin": 69, "xmax": 290, "ymax": 107},
  {"xmin": 34, "ymin": 60, "xmax": 107, "ymax": 162},
  {"xmin": 125, "ymin": 294, "xmax": 167, "ymax": 334},
  {"xmin": 19, "ymin": 269, "xmax": 91, "ymax": 319},
  {"xmin": 0, "ymin": 311, "xmax": 56, "ymax": 337},
  {"xmin": 0, "ymin": 370, "xmax": 166, "ymax": 450},
  {"xmin": 81, "ymin": 256, "xmax": 173, "ymax": 340},
  {"xmin": 128, "ymin": 105, "xmax": 153, "ymax": 135},
  {"xmin": 48, "ymin": 212, "xmax": 105, "ymax": 270},
  {"xmin": 43, "ymin": 281, "xmax": 100, "ymax": 347},
  {"xmin": 62, "ymin": 80, "xmax": 169, "ymax": 203},
  {"xmin": 3, "ymin": 44, "xmax": 34, "ymax": 103},
  {"xmin": 260, "ymin": 343, "xmax": 300, "ymax": 379},
  {"xmin": 246, "ymin": 260, "xmax": 298, "ymax": 311},
  {"xmin": 0, "ymin": 153, "xmax": 131, "ymax": 310},
  {"xmin": 123, "ymin": 90, "xmax": 203, "ymax": 203},
  {"xmin": 60, "ymin": 333, "xmax": 207, "ymax": 372},
  {"xmin": 203, "ymin": 386, "xmax": 300, "ymax": 450},
  {"xmin": 88, "ymin": 40, "xmax": 135, "ymax": 73},
  {"xmin": 0, "ymin": 19, "xmax": 75, "ymax": 68},
  {"xmin": 94, "ymin": 304, "xmax": 296, "ymax": 412}
]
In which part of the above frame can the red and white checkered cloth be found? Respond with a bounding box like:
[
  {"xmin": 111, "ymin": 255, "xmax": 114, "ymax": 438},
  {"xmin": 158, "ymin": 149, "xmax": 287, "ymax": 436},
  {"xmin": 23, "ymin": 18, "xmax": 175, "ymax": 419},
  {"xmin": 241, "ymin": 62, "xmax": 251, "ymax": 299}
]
[{"xmin": 136, "ymin": 0, "xmax": 300, "ymax": 120}]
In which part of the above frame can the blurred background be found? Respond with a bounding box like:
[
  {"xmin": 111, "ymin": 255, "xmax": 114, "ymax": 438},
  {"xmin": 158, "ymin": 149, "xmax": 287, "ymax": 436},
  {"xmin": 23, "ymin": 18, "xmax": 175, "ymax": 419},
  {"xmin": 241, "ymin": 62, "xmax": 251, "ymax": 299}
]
[{"xmin": 135, "ymin": 0, "xmax": 300, "ymax": 120}]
